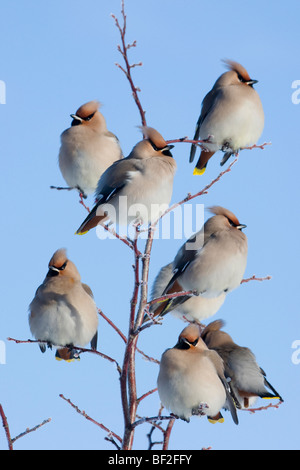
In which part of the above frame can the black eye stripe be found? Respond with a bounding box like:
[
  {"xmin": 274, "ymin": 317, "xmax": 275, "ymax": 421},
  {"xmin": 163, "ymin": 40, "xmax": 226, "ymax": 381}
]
[
  {"xmin": 149, "ymin": 140, "xmax": 173, "ymax": 157},
  {"xmin": 149, "ymin": 139, "xmax": 159, "ymax": 151},
  {"xmin": 228, "ymin": 218, "xmax": 237, "ymax": 227},
  {"xmin": 83, "ymin": 112, "xmax": 95, "ymax": 121},
  {"xmin": 57, "ymin": 260, "xmax": 68, "ymax": 271}
]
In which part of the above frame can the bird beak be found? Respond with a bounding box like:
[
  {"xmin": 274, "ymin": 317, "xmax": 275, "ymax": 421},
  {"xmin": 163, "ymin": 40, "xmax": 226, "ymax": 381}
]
[
  {"xmin": 70, "ymin": 114, "xmax": 82, "ymax": 121},
  {"xmin": 161, "ymin": 144, "xmax": 174, "ymax": 158},
  {"xmin": 70, "ymin": 114, "xmax": 83, "ymax": 127},
  {"xmin": 247, "ymin": 79, "xmax": 258, "ymax": 86},
  {"xmin": 46, "ymin": 265, "xmax": 60, "ymax": 277},
  {"xmin": 237, "ymin": 224, "xmax": 247, "ymax": 231}
]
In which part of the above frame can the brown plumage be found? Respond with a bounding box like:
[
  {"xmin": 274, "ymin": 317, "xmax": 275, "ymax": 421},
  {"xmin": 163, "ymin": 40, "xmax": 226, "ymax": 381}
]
[
  {"xmin": 157, "ymin": 323, "xmax": 239, "ymax": 424},
  {"xmin": 150, "ymin": 206, "xmax": 247, "ymax": 319},
  {"xmin": 190, "ymin": 59, "xmax": 264, "ymax": 175},
  {"xmin": 59, "ymin": 100, "xmax": 122, "ymax": 196},
  {"xmin": 76, "ymin": 126, "xmax": 176, "ymax": 234},
  {"xmin": 29, "ymin": 248, "xmax": 99, "ymax": 362}
]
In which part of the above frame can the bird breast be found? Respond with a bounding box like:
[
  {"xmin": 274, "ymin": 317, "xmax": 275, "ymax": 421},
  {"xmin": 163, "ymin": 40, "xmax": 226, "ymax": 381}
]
[{"xmin": 200, "ymin": 86, "xmax": 264, "ymax": 152}]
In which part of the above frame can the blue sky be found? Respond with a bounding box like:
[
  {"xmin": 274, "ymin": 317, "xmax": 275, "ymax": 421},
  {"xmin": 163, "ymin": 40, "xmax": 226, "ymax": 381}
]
[{"xmin": 0, "ymin": 0, "xmax": 299, "ymax": 450}]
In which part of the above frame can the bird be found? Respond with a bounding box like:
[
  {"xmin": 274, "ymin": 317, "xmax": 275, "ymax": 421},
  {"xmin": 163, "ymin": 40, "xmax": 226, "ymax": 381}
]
[
  {"xmin": 189, "ymin": 60, "xmax": 264, "ymax": 175},
  {"xmin": 151, "ymin": 206, "xmax": 247, "ymax": 317},
  {"xmin": 157, "ymin": 323, "xmax": 239, "ymax": 424},
  {"xmin": 146, "ymin": 262, "xmax": 226, "ymax": 323},
  {"xmin": 201, "ymin": 320, "xmax": 283, "ymax": 408},
  {"xmin": 29, "ymin": 248, "xmax": 99, "ymax": 362},
  {"xmin": 58, "ymin": 100, "xmax": 123, "ymax": 197},
  {"xmin": 75, "ymin": 126, "xmax": 177, "ymax": 235}
]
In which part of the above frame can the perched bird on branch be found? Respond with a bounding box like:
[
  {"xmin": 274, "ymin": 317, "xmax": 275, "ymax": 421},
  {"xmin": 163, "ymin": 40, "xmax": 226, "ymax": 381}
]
[
  {"xmin": 201, "ymin": 320, "xmax": 283, "ymax": 408},
  {"xmin": 29, "ymin": 248, "xmax": 98, "ymax": 362},
  {"xmin": 58, "ymin": 100, "xmax": 122, "ymax": 197},
  {"xmin": 190, "ymin": 60, "xmax": 264, "ymax": 175},
  {"xmin": 147, "ymin": 261, "xmax": 226, "ymax": 323},
  {"xmin": 146, "ymin": 206, "xmax": 247, "ymax": 320},
  {"xmin": 157, "ymin": 323, "xmax": 239, "ymax": 424},
  {"xmin": 76, "ymin": 126, "xmax": 177, "ymax": 234}
]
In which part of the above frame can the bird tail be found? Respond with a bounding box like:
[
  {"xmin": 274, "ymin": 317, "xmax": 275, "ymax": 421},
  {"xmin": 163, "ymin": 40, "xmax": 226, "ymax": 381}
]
[
  {"xmin": 193, "ymin": 150, "xmax": 215, "ymax": 175},
  {"xmin": 75, "ymin": 204, "xmax": 108, "ymax": 235},
  {"xmin": 262, "ymin": 378, "xmax": 283, "ymax": 402},
  {"xmin": 55, "ymin": 347, "xmax": 80, "ymax": 362},
  {"xmin": 189, "ymin": 120, "xmax": 201, "ymax": 163},
  {"xmin": 207, "ymin": 412, "xmax": 224, "ymax": 424}
]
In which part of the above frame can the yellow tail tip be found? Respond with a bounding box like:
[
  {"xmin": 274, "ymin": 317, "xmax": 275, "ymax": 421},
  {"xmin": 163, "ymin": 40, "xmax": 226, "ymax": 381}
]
[
  {"xmin": 208, "ymin": 417, "xmax": 224, "ymax": 424},
  {"xmin": 262, "ymin": 396, "xmax": 280, "ymax": 400},
  {"xmin": 75, "ymin": 230, "xmax": 88, "ymax": 236},
  {"xmin": 193, "ymin": 167, "xmax": 206, "ymax": 176},
  {"xmin": 55, "ymin": 356, "xmax": 79, "ymax": 363}
]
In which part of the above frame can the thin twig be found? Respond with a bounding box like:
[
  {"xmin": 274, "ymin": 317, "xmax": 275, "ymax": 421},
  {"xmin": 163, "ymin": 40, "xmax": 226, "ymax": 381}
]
[
  {"xmin": 50, "ymin": 185, "xmax": 74, "ymax": 192},
  {"xmin": 7, "ymin": 338, "xmax": 122, "ymax": 376},
  {"xmin": 152, "ymin": 158, "xmax": 238, "ymax": 227},
  {"xmin": 137, "ymin": 388, "xmax": 158, "ymax": 405},
  {"xmin": 147, "ymin": 290, "xmax": 198, "ymax": 308},
  {"xmin": 241, "ymin": 142, "xmax": 271, "ymax": 151},
  {"xmin": 98, "ymin": 308, "xmax": 127, "ymax": 343},
  {"xmin": 11, "ymin": 418, "xmax": 51, "ymax": 444},
  {"xmin": 59, "ymin": 394, "xmax": 122, "ymax": 447},
  {"xmin": 111, "ymin": 0, "xmax": 146, "ymax": 126},
  {"xmin": 241, "ymin": 275, "xmax": 272, "ymax": 284},
  {"xmin": 132, "ymin": 414, "xmax": 177, "ymax": 429},
  {"xmin": 244, "ymin": 400, "xmax": 283, "ymax": 414},
  {"xmin": 0, "ymin": 404, "xmax": 13, "ymax": 450}
]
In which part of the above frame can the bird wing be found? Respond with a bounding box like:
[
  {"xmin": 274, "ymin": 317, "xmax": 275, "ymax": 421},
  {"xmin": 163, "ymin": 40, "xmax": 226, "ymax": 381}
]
[
  {"xmin": 162, "ymin": 228, "xmax": 211, "ymax": 295},
  {"xmin": 95, "ymin": 157, "xmax": 143, "ymax": 204},
  {"xmin": 189, "ymin": 88, "xmax": 218, "ymax": 163},
  {"xmin": 76, "ymin": 158, "xmax": 144, "ymax": 234},
  {"xmin": 207, "ymin": 349, "xmax": 239, "ymax": 424}
]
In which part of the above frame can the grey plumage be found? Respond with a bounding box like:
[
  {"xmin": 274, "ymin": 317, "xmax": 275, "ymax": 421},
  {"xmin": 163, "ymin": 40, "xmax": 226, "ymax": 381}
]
[
  {"xmin": 201, "ymin": 320, "xmax": 283, "ymax": 408},
  {"xmin": 157, "ymin": 323, "xmax": 238, "ymax": 424}
]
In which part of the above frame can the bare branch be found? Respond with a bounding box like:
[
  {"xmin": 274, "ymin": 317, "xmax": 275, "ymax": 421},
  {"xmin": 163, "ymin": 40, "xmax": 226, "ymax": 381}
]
[
  {"xmin": 0, "ymin": 403, "xmax": 51, "ymax": 450},
  {"xmin": 7, "ymin": 337, "xmax": 122, "ymax": 376},
  {"xmin": 11, "ymin": 418, "xmax": 51, "ymax": 445},
  {"xmin": 132, "ymin": 414, "xmax": 177, "ymax": 429},
  {"xmin": 137, "ymin": 388, "xmax": 158, "ymax": 405},
  {"xmin": 241, "ymin": 275, "xmax": 272, "ymax": 284},
  {"xmin": 0, "ymin": 404, "xmax": 13, "ymax": 450},
  {"xmin": 152, "ymin": 158, "xmax": 238, "ymax": 227},
  {"xmin": 59, "ymin": 394, "xmax": 122, "ymax": 447},
  {"xmin": 111, "ymin": 0, "xmax": 146, "ymax": 126},
  {"xmin": 241, "ymin": 142, "xmax": 271, "ymax": 151},
  {"xmin": 244, "ymin": 400, "xmax": 283, "ymax": 414}
]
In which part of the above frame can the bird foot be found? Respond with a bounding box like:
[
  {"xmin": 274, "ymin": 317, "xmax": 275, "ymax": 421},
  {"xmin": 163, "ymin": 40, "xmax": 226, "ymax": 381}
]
[{"xmin": 192, "ymin": 402, "xmax": 209, "ymax": 416}]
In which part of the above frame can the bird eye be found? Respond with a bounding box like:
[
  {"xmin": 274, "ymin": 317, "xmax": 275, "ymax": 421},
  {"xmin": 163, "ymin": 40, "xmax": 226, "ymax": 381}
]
[
  {"xmin": 84, "ymin": 112, "xmax": 95, "ymax": 121},
  {"xmin": 237, "ymin": 74, "xmax": 246, "ymax": 83},
  {"xmin": 228, "ymin": 218, "xmax": 237, "ymax": 227},
  {"xmin": 57, "ymin": 261, "xmax": 68, "ymax": 271},
  {"xmin": 149, "ymin": 140, "xmax": 159, "ymax": 151}
]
